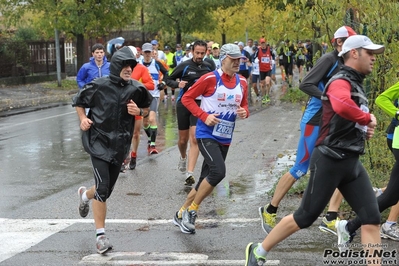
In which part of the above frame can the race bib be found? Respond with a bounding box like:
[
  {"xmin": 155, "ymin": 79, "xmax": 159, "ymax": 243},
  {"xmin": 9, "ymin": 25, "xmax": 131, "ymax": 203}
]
[
  {"xmin": 261, "ymin": 57, "xmax": 270, "ymax": 63},
  {"xmin": 393, "ymin": 126, "xmax": 399, "ymax": 149},
  {"xmin": 355, "ymin": 104, "xmax": 369, "ymax": 132},
  {"xmin": 212, "ymin": 119, "xmax": 234, "ymax": 139}
]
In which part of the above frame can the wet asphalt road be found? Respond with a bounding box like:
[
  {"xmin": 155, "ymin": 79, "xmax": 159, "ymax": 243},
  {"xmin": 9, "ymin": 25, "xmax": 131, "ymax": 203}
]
[{"xmin": 1, "ymin": 79, "xmax": 399, "ymax": 265}]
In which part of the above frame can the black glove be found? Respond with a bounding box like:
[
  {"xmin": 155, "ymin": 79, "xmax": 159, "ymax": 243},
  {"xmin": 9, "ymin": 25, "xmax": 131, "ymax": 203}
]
[{"xmin": 157, "ymin": 81, "xmax": 166, "ymax": 90}]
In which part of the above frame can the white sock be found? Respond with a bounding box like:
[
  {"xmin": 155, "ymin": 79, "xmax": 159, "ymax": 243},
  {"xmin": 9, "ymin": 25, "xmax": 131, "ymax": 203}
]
[
  {"xmin": 96, "ymin": 228, "xmax": 105, "ymax": 238},
  {"xmin": 383, "ymin": 221, "xmax": 396, "ymax": 229},
  {"xmin": 82, "ymin": 191, "xmax": 89, "ymax": 202},
  {"xmin": 186, "ymin": 171, "xmax": 193, "ymax": 178},
  {"xmin": 255, "ymin": 243, "xmax": 268, "ymax": 258}
]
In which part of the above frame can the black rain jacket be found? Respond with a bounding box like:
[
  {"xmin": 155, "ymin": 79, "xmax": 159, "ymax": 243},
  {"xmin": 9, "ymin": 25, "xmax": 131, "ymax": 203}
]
[{"xmin": 72, "ymin": 46, "xmax": 153, "ymax": 165}]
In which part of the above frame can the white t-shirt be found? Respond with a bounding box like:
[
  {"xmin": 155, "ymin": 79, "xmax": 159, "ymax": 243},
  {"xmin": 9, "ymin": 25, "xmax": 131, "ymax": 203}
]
[{"xmin": 157, "ymin": 50, "xmax": 166, "ymax": 61}]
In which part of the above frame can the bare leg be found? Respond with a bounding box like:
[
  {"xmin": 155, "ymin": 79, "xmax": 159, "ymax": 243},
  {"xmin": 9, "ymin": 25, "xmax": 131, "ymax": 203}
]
[
  {"xmin": 192, "ymin": 179, "xmax": 214, "ymax": 205},
  {"xmin": 187, "ymin": 126, "xmax": 199, "ymax": 173},
  {"xmin": 360, "ymin": 224, "xmax": 381, "ymax": 266},
  {"xmin": 86, "ymin": 185, "xmax": 106, "ymax": 230},
  {"xmin": 92, "ymin": 200, "xmax": 106, "ymax": 229},
  {"xmin": 387, "ymin": 202, "xmax": 399, "ymax": 222},
  {"xmin": 265, "ymin": 76, "xmax": 271, "ymax": 97},
  {"xmin": 326, "ymin": 189, "xmax": 344, "ymax": 212},
  {"xmin": 181, "ymin": 188, "xmax": 197, "ymax": 209},
  {"xmin": 270, "ymin": 172, "xmax": 296, "ymax": 207},
  {"xmin": 262, "ymin": 214, "xmax": 300, "ymax": 251},
  {"xmin": 178, "ymin": 129, "xmax": 189, "ymax": 159},
  {"xmin": 131, "ymin": 119, "xmax": 142, "ymax": 154}
]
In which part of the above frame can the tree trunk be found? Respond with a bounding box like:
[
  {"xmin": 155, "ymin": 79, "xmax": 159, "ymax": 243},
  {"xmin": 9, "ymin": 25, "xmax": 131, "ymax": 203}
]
[
  {"xmin": 76, "ymin": 33, "xmax": 85, "ymax": 71},
  {"xmin": 176, "ymin": 32, "xmax": 182, "ymax": 46}
]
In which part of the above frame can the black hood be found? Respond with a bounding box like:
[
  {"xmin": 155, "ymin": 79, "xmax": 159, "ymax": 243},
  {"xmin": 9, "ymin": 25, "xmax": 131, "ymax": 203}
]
[{"xmin": 109, "ymin": 46, "xmax": 137, "ymax": 85}]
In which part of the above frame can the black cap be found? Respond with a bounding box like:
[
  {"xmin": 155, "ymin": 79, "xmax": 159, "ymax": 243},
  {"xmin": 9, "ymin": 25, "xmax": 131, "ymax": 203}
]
[{"xmin": 164, "ymin": 45, "xmax": 170, "ymax": 50}]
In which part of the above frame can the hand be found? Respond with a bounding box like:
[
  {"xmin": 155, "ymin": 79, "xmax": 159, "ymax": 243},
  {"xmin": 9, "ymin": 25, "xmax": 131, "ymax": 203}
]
[
  {"xmin": 80, "ymin": 117, "xmax": 93, "ymax": 131},
  {"xmin": 366, "ymin": 126, "xmax": 375, "ymax": 140},
  {"xmin": 205, "ymin": 113, "xmax": 221, "ymax": 126},
  {"xmin": 179, "ymin": 80, "xmax": 188, "ymax": 89},
  {"xmin": 236, "ymin": 106, "xmax": 247, "ymax": 119},
  {"xmin": 127, "ymin": 100, "xmax": 140, "ymax": 116},
  {"xmin": 368, "ymin": 114, "xmax": 377, "ymax": 129},
  {"xmin": 157, "ymin": 82, "xmax": 166, "ymax": 90}
]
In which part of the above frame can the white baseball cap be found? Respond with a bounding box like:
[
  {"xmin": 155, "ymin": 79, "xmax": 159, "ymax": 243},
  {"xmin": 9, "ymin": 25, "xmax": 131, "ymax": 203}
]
[
  {"xmin": 338, "ymin": 35, "xmax": 385, "ymax": 57},
  {"xmin": 333, "ymin": 26, "xmax": 356, "ymax": 42}
]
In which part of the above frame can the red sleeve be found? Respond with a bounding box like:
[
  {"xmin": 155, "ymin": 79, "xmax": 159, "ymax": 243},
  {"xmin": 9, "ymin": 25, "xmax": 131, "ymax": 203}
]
[
  {"xmin": 131, "ymin": 64, "xmax": 155, "ymax": 90},
  {"xmin": 327, "ymin": 79, "xmax": 371, "ymax": 125},
  {"xmin": 182, "ymin": 73, "xmax": 216, "ymax": 122},
  {"xmin": 238, "ymin": 76, "xmax": 249, "ymax": 117}
]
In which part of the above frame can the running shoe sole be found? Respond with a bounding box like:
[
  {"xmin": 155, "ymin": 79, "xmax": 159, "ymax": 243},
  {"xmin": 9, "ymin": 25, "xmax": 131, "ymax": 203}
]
[
  {"xmin": 78, "ymin": 186, "xmax": 89, "ymax": 218},
  {"xmin": 245, "ymin": 242, "xmax": 254, "ymax": 266},
  {"xmin": 173, "ymin": 213, "xmax": 192, "ymax": 234},
  {"xmin": 319, "ymin": 225, "xmax": 337, "ymax": 236},
  {"xmin": 97, "ymin": 245, "xmax": 113, "ymax": 254},
  {"xmin": 184, "ymin": 176, "xmax": 195, "ymax": 186},
  {"xmin": 258, "ymin": 207, "xmax": 273, "ymax": 235}
]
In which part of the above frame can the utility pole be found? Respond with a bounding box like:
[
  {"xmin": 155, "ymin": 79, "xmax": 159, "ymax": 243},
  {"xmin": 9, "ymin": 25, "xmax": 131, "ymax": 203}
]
[
  {"xmin": 55, "ymin": 28, "xmax": 62, "ymax": 87},
  {"xmin": 54, "ymin": 0, "xmax": 62, "ymax": 87}
]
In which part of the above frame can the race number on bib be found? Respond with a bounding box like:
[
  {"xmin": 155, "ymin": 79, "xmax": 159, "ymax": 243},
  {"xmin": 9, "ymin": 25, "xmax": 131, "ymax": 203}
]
[
  {"xmin": 261, "ymin": 57, "xmax": 270, "ymax": 63},
  {"xmin": 355, "ymin": 104, "xmax": 369, "ymax": 133},
  {"xmin": 212, "ymin": 119, "xmax": 234, "ymax": 139}
]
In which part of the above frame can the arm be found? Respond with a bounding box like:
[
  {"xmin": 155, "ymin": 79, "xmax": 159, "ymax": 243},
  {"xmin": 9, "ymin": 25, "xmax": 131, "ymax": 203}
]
[
  {"xmin": 155, "ymin": 60, "xmax": 169, "ymax": 76},
  {"xmin": 131, "ymin": 65, "xmax": 155, "ymax": 91},
  {"xmin": 327, "ymin": 79, "xmax": 371, "ymax": 125},
  {"xmin": 75, "ymin": 106, "xmax": 93, "ymax": 131},
  {"xmin": 169, "ymin": 55, "xmax": 177, "ymax": 69},
  {"xmin": 299, "ymin": 54, "xmax": 336, "ymax": 98},
  {"xmin": 76, "ymin": 65, "xmax": 87, "ymax": 89},
  {"xmin": 162, "ymin": 61, "xmax": 183, "ymax": 88},
  {"xmin": 237, "ymin": 77, "xmax": 249, "ymax": 118},
  {"xmin": 181, "ymin": 74, "xmax": 215, "ymax": 122},
  {"xmin": 375, "ymin": 81, "xmax": 399, "ymax": 118},
  {"xmin": 245, "ymin": 51, "xmax": 252, "ymax": 66}
]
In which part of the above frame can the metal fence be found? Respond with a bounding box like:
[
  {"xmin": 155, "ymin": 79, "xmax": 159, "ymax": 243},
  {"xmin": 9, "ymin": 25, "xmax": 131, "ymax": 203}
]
[{"xmin": 0, "ymin": 39, "xmax": 65, "ymax": 78}]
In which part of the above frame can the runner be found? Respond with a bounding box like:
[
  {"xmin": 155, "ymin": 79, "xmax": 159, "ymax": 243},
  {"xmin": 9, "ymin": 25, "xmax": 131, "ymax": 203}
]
[
  {"xmin": 73, "ymin": 46, "xmax": 152, "ymax": 254},
  {"xmin": 258, "ymin": 26, "xmax": 357, "ymax": 235},
  {"xmin": 172, "ymin": 43, "xmax": 249, "ymax": 234},
  {"xmin": 246, "ymin": 35, "xmax": 385, "ymax": 266},
  {"xmin": 164, "ymin": 40, "xmax": 216, "ymax": 186}
]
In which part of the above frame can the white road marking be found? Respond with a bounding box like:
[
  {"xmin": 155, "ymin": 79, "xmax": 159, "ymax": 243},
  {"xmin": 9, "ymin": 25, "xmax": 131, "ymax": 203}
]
[
  {"xmin": 80, "ymin": 252, "xmax": 280, "ymax": 265},
  {"xmin": 0, "ymin": 218, "xmax": 280, "ymax": 265},
  {"xmin": 0, "ymin": 111, "xmax": 76, "ymax": 130},
  {"xmin": 0, "ymin": 218, "xmax": 74, "ymax": 262}
]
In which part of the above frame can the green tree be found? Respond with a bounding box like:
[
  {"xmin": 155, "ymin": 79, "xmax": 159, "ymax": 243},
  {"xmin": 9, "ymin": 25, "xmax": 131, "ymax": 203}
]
[
  {"xmin": 142, "ymin": 0, "xmax": 244, "ymax": 45},
  {"xmin": 0, "ymin": 0, "xmax": 140, "ymax": 68}
]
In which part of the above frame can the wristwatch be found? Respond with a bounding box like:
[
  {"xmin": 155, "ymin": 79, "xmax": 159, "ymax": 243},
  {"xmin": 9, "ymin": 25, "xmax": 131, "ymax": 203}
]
[{"xmin": 396, "ymin": 110, "xmax": 399, "ymax": 120}]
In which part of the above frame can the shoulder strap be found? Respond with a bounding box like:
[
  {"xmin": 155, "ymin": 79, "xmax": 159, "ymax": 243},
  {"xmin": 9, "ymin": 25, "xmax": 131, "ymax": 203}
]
[{"xmin": 326, "ymin": 60, "xmax": 339, "ymax": 78}]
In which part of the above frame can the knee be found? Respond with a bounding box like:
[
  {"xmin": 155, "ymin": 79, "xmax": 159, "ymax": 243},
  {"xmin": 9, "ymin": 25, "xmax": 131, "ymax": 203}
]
[
  {"xmin": 189, "ymin": 136, "xmax": 198, "ymax": 146},
  {"xmin": 178, "ymin": 135, "xmax": 189, "ymax": 146},
  {"xmin": 148, "ymin": 117, "xmax": 156, "ymax": 125},
  {"xmin": 293, "ymin": 209, "xmax": 319, "ymax": 229},
  {"xmin": 133, "ymin": 130, "xmax": 140, "ymax": 140},
  {"xmin": 95, "ymin": 186, "xmax": 109, "ymax": 202},
  {"xmin": 207, "ymin": 167, "xmax": 226, "ymax": 187},
  {"xmin": 361, "ymin": 211, "xmax": 381, "ymax": 225}
]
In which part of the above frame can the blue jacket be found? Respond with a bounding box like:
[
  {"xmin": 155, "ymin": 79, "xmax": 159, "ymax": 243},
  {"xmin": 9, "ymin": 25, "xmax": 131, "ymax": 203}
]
[{"xmin": 76, "ymin": 56, "xmax": 110, "ymax": 89}]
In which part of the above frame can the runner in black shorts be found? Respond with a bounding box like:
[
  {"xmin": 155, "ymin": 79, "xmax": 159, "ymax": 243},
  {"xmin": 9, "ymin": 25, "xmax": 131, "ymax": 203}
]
[
  {"xmin": 176, "ymin": 99, "xmax": 201, "ymax": 130},
  {"xmin": 164, "ymin": 40, "xmax": 215, "ymax": 185}
]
